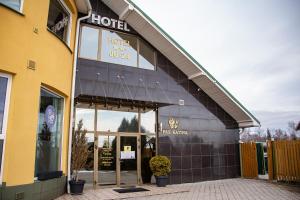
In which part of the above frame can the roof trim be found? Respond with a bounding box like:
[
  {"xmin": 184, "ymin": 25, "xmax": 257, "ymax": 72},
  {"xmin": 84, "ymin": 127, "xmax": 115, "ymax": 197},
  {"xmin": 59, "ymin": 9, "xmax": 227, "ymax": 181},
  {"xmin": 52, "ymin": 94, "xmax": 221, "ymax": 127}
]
[
  {"xmin": 127, "ymin": 0, "xmax": 260, "ymax": 127},
  {"xmin": 101, "ymin": 0, "xmax": 260, "ymax": 128}
]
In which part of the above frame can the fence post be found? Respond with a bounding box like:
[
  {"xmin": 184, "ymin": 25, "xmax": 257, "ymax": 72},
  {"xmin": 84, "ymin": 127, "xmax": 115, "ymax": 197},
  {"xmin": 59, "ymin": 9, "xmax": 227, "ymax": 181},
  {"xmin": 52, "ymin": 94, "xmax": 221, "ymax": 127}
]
[{"xmin": 267, "ymin": 140, "xmax": 273, "ymax": 181}]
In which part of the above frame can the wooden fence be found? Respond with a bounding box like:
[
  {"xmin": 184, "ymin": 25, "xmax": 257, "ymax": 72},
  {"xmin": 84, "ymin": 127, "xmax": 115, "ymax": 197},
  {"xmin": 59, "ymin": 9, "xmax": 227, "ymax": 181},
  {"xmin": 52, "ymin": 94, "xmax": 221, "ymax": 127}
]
[
  {"xmin": 270, "ymin": 140, "xmax": 300, "ymax": 182},
  {"xmin": 240, "ymin": 142, "xmax": 258, "ymax": 178}
]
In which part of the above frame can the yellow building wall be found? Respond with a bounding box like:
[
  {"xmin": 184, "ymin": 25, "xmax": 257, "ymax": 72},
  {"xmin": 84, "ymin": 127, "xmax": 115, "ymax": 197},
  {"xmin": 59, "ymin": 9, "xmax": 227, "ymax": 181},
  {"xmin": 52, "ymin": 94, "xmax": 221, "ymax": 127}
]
[{"xmin": 0, "ymin": 0, "xmax": 78, "ymax": 186}]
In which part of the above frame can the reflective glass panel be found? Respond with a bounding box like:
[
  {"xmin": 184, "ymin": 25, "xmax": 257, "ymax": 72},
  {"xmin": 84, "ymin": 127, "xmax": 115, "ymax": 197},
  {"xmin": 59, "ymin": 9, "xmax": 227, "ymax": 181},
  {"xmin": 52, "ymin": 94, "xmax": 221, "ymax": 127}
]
[
  {"xmin": 47, "ymin": 0, "xmax": 70, "ymax": 43},
  {"xmin": 139, "ymin": 40, "xmax": 155, "ymax": 70},
  {"xmin": 120, "ymin": 136, "xmax": 137, "ymax": 185},
  {"xmin": 101, "ymin": 30, "xmax": 138, "ymax": 67},
  {"xmin": 79, "ymin": 26, "xmax": 99, "ymax": 59},
  {"xmin": 98, "ymin": 110, "xmax": 138, "ymax": 133},
  {"xmin": 77, "ymin": 132, "xmax": 94, "ymax": 187},
  {"xmin": 0, "ymin": 77, "xmax": 8, "ymax": 135},
  {"xmin": 35, "ymin": 89, "xmax": 64, "ymax": 176},
  {"xmin": 75, "ymin": 108, "xmax": 94, "ymax": 131},
  {"xmin": 98, "ymin": 135, "xmax": 116, "ymax": 185},
  {"xmin": 141, "ymin": 110, "xmax": 155, "ymax": 134},
  {"xmin": 141, "ymin": 134, "xmax": 156, "ymax": 183},
  {"xmin": 0, "ymin": 0, "xmax": 21, "ymax": 11}
]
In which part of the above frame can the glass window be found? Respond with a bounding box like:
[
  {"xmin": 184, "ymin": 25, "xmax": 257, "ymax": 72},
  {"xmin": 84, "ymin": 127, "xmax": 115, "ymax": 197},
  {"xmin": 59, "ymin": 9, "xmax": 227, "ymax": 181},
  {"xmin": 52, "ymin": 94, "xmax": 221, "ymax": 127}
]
[
  {"xmin": 0, "ymin": 75, "xmax": 9, "ymax": 179},
  {"xmin": 75, "ymin": 108, "xmax": 95, "ymax": 131},
  {"xmin": 47, "ymin": 0, "xmax": 70, "ymax": 44},
  {"xmin": 35, "ymin": 88, "xmax": 64, "ymax": 177},
  {"xmin": 79, "ymin": 26, "xmax": 99, "ymax": 59},
  {"xmin": 78, "ymin": 27, "xmax": 157, "ymax": 70},
  {"xmin": 0, "ymin": 0, "xmax": 21, "ymax": 11},
  {"xmin": 98, "ymin": 110, "xmax": 138, "ymax": 132},
  {"xmin": 141, "ymin": 110, "xmax": 156, "ymax": 134},
  {"xmin": 101, "ymin": 30, "xmax": 138, "ymax": 67},
  {"xmin": 139, "ymin": 40, "xmax": 155, "ymax": 70},
  {"xmin": 0, "ymin": 77, "xmax": 8, "ymax": 135}
]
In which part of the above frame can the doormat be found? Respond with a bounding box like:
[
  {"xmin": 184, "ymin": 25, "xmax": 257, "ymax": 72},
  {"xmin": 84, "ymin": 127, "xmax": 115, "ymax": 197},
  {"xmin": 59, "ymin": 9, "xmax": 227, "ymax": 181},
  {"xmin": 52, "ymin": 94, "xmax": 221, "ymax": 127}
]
[{"xmin": 113, "ymin": 187, "xmax": 149, "ymax": 193}]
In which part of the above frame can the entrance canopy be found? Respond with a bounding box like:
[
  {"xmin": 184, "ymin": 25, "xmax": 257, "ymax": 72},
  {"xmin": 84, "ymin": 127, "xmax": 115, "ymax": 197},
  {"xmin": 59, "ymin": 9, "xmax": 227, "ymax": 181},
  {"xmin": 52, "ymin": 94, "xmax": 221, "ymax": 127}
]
[{"xmin": 101, "ymin": 0, "xmax": 260, "ymax": 128}]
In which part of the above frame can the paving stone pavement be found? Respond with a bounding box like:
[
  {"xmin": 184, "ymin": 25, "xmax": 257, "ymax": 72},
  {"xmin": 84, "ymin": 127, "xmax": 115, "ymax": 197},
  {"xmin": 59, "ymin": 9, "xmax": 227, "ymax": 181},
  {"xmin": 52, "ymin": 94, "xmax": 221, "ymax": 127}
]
[{"xmin": 56, "ymin": 178, "xmax": 300, "ymax": 200}]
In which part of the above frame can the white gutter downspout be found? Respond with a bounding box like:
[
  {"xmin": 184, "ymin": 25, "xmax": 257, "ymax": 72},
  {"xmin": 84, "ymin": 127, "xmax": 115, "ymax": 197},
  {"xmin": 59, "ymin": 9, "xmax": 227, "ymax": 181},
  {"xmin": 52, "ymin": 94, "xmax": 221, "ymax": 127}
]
[{"xmin": 67, "ymin": 0, "xmax": 92, "ymax": 193}]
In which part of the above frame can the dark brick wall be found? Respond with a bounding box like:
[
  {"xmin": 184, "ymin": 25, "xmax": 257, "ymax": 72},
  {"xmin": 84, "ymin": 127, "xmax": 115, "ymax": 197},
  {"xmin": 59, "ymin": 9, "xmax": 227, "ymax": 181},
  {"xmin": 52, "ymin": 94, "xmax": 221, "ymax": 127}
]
[{"xmin": 76, "ymin": 0, "xmax": 241, "ymax": 184}]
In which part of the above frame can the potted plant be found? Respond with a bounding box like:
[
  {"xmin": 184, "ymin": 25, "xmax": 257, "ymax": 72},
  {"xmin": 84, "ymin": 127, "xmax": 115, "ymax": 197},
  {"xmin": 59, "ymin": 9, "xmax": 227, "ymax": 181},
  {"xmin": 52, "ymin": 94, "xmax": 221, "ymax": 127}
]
[
  {"xmin": 69, "ymin": 120, "xmax": 89, "ymax": 194},
  {"xmin": 149, "ymin": 155, "xmax": 171, "ymax": 187}
]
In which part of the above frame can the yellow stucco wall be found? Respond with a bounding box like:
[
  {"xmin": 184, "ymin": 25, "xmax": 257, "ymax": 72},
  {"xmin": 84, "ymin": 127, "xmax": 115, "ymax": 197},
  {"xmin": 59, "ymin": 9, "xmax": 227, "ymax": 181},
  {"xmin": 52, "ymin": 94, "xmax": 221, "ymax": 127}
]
[{"xmin": 0, "ymin": 0, "xmax": 78, "ymax": 186}]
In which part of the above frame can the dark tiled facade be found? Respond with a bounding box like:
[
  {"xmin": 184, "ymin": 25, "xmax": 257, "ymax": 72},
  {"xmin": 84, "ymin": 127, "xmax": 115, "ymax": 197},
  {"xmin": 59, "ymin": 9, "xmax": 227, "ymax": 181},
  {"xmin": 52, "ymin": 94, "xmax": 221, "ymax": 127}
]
[{"xmin": 76, "ymin": 0, "xmax": 241, "ymax": 185}]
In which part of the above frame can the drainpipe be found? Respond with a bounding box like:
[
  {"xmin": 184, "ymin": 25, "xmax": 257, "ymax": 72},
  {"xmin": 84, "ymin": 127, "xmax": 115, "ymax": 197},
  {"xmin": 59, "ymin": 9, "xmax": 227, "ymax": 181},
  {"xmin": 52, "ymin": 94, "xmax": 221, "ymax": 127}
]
[{"xmin": 67, "ymin": 0, "xmax": 92, "ymax": 193}]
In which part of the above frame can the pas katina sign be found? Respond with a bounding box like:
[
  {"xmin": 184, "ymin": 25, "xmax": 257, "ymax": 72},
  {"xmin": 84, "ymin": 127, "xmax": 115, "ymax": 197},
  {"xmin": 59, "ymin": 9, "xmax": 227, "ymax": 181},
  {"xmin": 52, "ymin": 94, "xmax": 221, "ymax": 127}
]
[{"xmin": 162, "ymin": 117, "xmax": 188, "ymax": 135}]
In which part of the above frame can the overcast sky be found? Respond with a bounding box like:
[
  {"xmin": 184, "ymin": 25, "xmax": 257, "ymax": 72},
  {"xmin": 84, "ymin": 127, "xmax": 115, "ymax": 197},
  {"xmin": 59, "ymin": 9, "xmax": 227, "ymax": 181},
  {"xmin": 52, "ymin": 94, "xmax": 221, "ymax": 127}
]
[{"xmin": 132, "ymin": 0, "xmax": 300, "ymax": 130}]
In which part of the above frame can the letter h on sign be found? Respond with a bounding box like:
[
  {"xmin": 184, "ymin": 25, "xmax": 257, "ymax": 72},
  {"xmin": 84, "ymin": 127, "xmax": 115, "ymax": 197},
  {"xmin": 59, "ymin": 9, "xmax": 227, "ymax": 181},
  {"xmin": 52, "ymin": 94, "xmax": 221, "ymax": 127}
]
[{"xmin": 92, "ymin": 14, "xmax": 101, "ymax": 25}]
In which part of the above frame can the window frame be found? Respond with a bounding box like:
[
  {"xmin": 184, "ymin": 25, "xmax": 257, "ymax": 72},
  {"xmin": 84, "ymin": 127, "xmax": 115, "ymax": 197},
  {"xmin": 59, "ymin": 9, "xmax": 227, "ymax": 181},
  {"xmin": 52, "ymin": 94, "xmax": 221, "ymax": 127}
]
[
  {"xmin": 0, "ymin": 0, "xmax": 24, "ymax": 13},
  {"xmin": 0, "ymin": 72, "xmax": 12, "ymax": 184},
  {"xmin": 47, "ymin": 0, "xmax": 72, "ymax": 47},
  {"xmin": 34, "ymin": 86, "xmax": 65, "ymax": 178},
  {"xmin": 79, "ymin": 24, "xmax": 157, "ymax": 71}
]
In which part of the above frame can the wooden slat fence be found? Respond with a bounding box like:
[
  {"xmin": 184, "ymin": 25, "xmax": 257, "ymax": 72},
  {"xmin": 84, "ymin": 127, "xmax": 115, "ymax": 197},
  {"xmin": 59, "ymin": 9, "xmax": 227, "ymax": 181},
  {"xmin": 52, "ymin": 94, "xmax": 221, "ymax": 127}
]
[
  {"xmin": 240, "ymin": 142, "xmax": 258, "ymax": 178},
  {"xmin": 270, "ymin": 140, "xmax": 300, "ymax": 182}
]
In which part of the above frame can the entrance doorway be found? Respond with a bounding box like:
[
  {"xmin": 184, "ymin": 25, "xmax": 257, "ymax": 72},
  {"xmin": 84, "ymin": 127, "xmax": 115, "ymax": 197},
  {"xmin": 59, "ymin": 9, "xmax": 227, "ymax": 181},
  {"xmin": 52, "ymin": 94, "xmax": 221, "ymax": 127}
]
[
  {"xmin": 95, "ymin": 133, "xmax": 140, "ymax": 187},
  {"xmin": 74, "ymin": 104, "xmax": 156, "ymax": 188}
]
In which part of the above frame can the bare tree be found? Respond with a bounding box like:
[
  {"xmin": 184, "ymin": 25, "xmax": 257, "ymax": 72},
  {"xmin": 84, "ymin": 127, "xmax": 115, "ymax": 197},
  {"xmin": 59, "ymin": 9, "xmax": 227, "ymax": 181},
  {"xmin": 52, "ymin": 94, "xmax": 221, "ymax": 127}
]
[
  {"xmin": 274, "ymin": 129, "xmax": 287, "ymax": 140},
  {"xmin": 287, "ymin": 121, "xmax": 297, "ymax": 140},
  {"xmin": 266, "ymin": 129, "xmax": 272, "ymax": 140}
]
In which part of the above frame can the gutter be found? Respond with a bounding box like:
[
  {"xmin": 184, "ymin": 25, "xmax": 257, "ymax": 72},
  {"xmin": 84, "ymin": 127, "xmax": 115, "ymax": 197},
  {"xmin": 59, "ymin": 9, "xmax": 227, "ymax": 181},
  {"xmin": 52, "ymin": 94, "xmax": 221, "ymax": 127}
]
[{"xmin": 67, "ymin": 0, "xmax": 92, "ymax": 193}]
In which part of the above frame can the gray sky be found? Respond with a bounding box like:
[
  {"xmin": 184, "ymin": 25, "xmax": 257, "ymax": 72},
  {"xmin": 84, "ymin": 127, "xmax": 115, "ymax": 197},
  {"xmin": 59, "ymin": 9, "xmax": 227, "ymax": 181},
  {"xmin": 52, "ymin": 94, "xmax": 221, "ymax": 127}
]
[{"xmin": 132, "ymin": 0, "xmax": 300, "ymax": 130}]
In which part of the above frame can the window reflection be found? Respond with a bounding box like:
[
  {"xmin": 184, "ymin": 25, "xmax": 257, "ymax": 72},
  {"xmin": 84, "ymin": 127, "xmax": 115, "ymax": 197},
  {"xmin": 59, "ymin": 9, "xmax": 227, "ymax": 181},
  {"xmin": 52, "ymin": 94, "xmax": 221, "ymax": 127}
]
[
  {"xmin": 79, "ymin": 26, "xmax": 156, "ymax": 70},
  {"xmin": 47, "ymin": 0, "xmax": 70, "ymax": 43},
  {"xmin": 141, "ymin": 110, "xmax": 155, "ymax": 134},
  {"xmin": 35, "ymin": 88, "xmax": 64, "ymax": 177},
  {"xmin": 77, "ymin": 132, "xmax": 94, "ymax": 184},
  {"xmin": 80, "ymin": 26, "xmax": 99, "ymax": 59},
  {"xmin": 141, "ymin": 134, "xmax": 156, "ymax": 183},
  {"xmin": 139, "ymin": 40, "xmax": 155, "ymax": 70},
  {"xmin": 75, "ymin": 108, "xmax": 94, "ymax": 131},
  {"xmin": 101, "ymin": 30, "xmax": 138, "ymax": 67},
  {"xmin": 0, "ymin": 77, "xmax": 8, "ymax": 135},
  {"xmin": 0, "ymin": 0, "xmax": 21, "ymax": 11},
  {"xmin": 98, "ymin": 110, "xmax": 138, "ymax": 132}
]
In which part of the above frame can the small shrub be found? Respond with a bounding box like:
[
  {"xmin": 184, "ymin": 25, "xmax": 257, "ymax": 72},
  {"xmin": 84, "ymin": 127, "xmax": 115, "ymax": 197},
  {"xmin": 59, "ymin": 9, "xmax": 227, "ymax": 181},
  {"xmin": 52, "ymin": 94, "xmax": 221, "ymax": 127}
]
[
  {"xmin": 71, "ymin": 120, "xmax": 89, "ymax": 182},
  {"xmin": 149, "ymin": 155, "xmax": 171, "ymax": 176}
]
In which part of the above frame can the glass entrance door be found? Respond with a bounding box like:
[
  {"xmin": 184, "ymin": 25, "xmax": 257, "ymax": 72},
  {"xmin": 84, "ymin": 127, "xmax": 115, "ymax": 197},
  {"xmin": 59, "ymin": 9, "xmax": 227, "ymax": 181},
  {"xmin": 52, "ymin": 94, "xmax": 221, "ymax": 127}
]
[
  {"xmin": 120, "ymin": 136, "xmax": 138, "ymax": 186},
  {"xmin": 97, "ymin": 135, "xmax": 117, "ymax": 186}
]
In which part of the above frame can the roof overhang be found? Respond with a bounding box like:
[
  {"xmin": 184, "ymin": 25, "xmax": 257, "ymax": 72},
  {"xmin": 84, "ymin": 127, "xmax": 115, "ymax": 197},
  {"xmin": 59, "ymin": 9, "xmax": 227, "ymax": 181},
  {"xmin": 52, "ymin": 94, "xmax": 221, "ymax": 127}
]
[
  {"xmin": 101, "ymin": 0, "xmax": 260, "ymax": 128},
  {"xmin": 75, "ymin": 0, "xmax": 91, "ymax": 14}
]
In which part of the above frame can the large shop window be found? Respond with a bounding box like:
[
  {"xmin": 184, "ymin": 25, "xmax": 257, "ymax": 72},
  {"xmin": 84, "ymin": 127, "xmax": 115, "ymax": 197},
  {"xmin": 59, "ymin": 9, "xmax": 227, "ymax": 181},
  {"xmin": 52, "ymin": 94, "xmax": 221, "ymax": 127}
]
[
  {"xmin": 79, "ymin": 26, "xmax": 156, "ymax": 70},
  {"xmin": 47, "ymin": 0, "xmax": 71, "ymax": 45},
  {"xmin": 0, "ymin": 73, "xmax": 11, "ymax": 182},
  {"xmin": 0, "ymin": 0, "xmax": 22, "ymax": 12},
  {"xmin": 35, "ymin": 88, "xmax": 64, "ymax": 177}
]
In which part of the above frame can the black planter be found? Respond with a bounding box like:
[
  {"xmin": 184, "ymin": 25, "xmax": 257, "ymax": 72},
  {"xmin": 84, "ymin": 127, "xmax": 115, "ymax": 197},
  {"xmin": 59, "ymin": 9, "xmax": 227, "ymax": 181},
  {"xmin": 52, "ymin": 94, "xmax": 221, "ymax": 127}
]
[
  {"xmin": 155, "ymin": 176, "xmax": 168, "ymax": 187},
  {"xmin": 69, "ymin": 180, "xmax": 85, "ymax": 194}
]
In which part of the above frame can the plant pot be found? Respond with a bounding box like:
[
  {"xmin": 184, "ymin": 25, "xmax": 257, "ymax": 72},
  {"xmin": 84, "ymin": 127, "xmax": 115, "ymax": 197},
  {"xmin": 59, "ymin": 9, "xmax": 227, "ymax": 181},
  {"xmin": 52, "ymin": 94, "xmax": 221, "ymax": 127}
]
[
  {"xmin": 155, "ymin": 176, "xmax": 168, "ymax": 187},
  {"xmin": 69, "ymin": 180, "xmax": 85, "ymax": 194}
]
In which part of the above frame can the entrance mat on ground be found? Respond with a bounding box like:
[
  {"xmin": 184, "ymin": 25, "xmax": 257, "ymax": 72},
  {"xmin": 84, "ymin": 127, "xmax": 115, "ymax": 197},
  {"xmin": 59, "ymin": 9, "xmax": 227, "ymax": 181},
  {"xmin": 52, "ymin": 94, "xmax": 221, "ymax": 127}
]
[{"xmin": 113, "ymin": 187, "xmax": 149, "ymax": 193}]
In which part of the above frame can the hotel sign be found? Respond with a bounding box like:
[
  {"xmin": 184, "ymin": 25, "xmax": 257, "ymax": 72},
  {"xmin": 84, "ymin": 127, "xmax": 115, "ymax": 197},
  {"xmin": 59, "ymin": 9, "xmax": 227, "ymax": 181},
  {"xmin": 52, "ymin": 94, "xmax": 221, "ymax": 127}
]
[
  {"xmin": 90, "ymin": 14, "xmax": 130, "ymax": 32},
  {"xmin": 162, "ymin": 118, "xmax": 188, "ymax": 135}
]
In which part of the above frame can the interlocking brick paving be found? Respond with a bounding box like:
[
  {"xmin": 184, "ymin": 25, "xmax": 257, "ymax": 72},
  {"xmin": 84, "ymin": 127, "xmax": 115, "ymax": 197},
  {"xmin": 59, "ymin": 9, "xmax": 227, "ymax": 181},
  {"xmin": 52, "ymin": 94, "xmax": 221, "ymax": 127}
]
[{"xmin": 56, "ymin": 178, "xmax": 300, "ymax": 200}]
